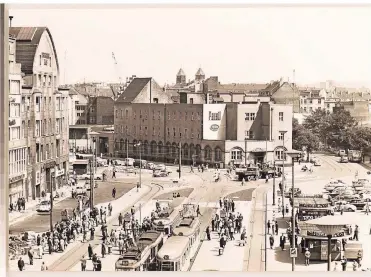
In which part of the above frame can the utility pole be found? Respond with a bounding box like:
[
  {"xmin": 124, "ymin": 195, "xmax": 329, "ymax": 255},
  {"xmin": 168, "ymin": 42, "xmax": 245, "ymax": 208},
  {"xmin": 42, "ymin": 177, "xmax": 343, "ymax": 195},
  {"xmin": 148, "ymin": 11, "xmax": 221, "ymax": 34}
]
[
  {"xmin": 49, "ymin": 167, "xmax": 55, "ymax": 235},
  {"xmin": 89, "ymin": 159, "xmax": 94, "ymax": 209},
  {"xmin": 281, "ymin": 131, "xmax": 287, "ymax": 217},
  {"xmin": 273, "ymin": 160, "xmax": 276, "ymax": 206},
  {"xmin": 265, "ymin": 137, "xmax": 268, "ymax": 164},
  {"xmin": 291, "ymin": 156, "xmax": 296, "ymax": 271},
  {"xmin": 126, "ymin": 138, "xmax": 129, "ymax": 161},
  {"xmin": 93, "ymin": 137, "xmax": 97, "ymax": 173},
  {"xmin": 179, "ymin": 142, "xmax": 182, "ymax": 178},
  {"xmin": 244, "ymin": 138, "xmax": 248, "ymax": 165}
]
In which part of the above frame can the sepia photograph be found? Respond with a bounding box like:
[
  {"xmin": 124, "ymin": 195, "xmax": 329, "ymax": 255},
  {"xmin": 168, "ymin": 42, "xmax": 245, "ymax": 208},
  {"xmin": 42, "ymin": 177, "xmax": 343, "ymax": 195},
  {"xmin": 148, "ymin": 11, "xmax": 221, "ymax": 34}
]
[{"xmin": 4, "ymin": 3, "xmax": 371, "ymax": 273}]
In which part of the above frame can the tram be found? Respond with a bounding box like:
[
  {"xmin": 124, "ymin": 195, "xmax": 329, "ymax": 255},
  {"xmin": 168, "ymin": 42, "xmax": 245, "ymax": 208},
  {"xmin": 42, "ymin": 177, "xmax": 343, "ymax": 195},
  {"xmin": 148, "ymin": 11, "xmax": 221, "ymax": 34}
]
[
  {"xmin": 157, "ymin": 205, "xmax": 201, "ymax": 271},
  {"xmin": 152, "ymin": 197, "xmax": 187, "ymax": 235},
  {"xmin": 115, "ymin": 230, "xmax": 164, "ymax": 271}
]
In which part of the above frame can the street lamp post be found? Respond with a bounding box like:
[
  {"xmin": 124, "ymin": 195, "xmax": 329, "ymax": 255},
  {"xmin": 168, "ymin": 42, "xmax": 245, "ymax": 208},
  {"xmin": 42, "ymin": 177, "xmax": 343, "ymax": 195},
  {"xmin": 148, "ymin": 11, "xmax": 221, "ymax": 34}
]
[
  {"xmin": 134, "ymin": 142, "xmax": 142, "ymax": 188},
  {"xmin": 273, "ymin": 160, "xmax": 276, "ymax": 206},
  {"xmin": 286, "ymin": 151, "xmax": 301, "ymax": 272},
  {"xmin": 93, "ymin": 137, "xmax": 97, "ymax": 173},
  {"xmin": 279, "ymin": 130, "xmax": 288, "ymax": 218},
  {"xmin": 244, "ymin": 138, "xmax": 248, "ymax": 165}
]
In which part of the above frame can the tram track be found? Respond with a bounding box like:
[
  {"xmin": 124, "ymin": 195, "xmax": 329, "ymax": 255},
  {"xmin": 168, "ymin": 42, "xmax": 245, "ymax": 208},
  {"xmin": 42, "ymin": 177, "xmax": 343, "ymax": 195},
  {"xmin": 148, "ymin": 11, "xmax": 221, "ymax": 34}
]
[{"xmin": 48, "ymin": 183, "xmax": 163, "ymax": 271}]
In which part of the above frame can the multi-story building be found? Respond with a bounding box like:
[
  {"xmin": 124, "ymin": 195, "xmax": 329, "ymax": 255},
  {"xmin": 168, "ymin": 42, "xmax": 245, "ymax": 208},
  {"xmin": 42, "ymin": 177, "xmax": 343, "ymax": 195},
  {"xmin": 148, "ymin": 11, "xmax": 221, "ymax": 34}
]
[
  {"xmin": 8, "ymin": 35, "xmax": 29, "ymax": 202},
  {"xmin": 10, "ymin": 26, "xmax": 69, "ymax": 199},
  {"xmin": 299, "ymin": 89, "xmax": 326, "ymax": 114},
  {"xmin": 114, "ymin": 77, "xmax": 294, "ymax": 167}
]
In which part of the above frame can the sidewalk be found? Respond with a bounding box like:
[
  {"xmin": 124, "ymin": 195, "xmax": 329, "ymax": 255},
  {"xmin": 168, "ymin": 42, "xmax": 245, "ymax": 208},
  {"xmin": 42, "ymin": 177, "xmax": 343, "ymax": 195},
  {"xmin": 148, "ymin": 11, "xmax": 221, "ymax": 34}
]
[
  {"xmin": 190, "ymin": 201, "xmax": 252, "ymax": 271},
  {"xmin": 8, "ymin": 184, "xmax": 152, "ymax": 272},
  {"xmin": 9, "ymin": 186, "xmax": 72, "ymax": 225},
  {"xmin": 9, "ymin": 168, "xmax": 112, "ymax": 225},
  {"xmin": 265, "ymin": 190, "xmax": 371, "ymax": 272},
  {"xmin": 69, "ymin": 199, "xmax": 157, "ymax": 271}
]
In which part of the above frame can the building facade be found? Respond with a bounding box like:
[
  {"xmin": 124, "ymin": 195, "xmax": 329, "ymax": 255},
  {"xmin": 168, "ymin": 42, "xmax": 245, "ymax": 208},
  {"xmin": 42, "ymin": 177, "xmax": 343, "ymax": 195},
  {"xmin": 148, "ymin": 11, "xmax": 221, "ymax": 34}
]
[
  {"xmin": 10, "ymin": 27, "xmax": 69, "ymax": 199},
  {"xmin": 8, "ymin": 36, "xmax": 28, "ymax": 202}
]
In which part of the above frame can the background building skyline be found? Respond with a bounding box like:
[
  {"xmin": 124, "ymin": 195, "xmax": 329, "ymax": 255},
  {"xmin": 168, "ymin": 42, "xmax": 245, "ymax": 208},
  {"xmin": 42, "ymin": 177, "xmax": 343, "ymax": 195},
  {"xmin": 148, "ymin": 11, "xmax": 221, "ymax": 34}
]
[{"xmin": 8, "ymin": 6, "xmax": 371, "ymax": 87}]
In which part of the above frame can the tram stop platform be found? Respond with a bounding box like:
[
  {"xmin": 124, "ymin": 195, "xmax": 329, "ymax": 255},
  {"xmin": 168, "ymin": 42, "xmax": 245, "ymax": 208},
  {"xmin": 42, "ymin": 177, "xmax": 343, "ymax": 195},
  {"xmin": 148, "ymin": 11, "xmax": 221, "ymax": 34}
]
[{"xmin": 190, "ymin": 201, "xmax": 252, "ymax": 271}]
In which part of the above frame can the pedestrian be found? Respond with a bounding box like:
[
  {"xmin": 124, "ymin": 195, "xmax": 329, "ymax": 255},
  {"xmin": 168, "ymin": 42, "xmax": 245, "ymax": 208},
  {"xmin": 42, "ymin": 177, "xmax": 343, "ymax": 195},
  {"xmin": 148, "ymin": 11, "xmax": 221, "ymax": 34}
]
[
  {"xmin": 269, "ymin": 234, "xmax": 274, "ymax": 249},
  {"xmin": 81, "ymin": 255, "xmax": 87, "ymax": 271},
  {"xmin": 196, "ymin": 205, "xmax": 202, "ymax": 217},
  {"xmin": 279, "ymin": 234, "xmax": 286, "ymax": 250},
  {"xmin": 118, "ymin": 212, "xmax": 123, "ymax": 226},
  {"xmin": 40, "ymin": 261, "xmax": 48, "ymax": 271},
  {"xmin": 112, "ymin": 187, "xmax": 116, "ymax": 198},
  {"xmin": 267, "ymin": 220, "xmax": 271, "ymax": 234},
  {"xmin": 88, "ymin": 244, "xmax": 93, "ymax": 260},
  {"xmin": 92, "ymin": 254, "xmax": 98, "ymax": 271},
  {"xmin": 353, "ymin": 261, "xmax": 358, "ymax": 271},
  {"xmin": 356, "ymin": 250, "xmax": 362, "ymax": 267},
  {"xmin": 285, "ymin": 204, "xmax": 289, "ymax": 215},
  {"xmin": 272, "ymin": 223, "xmax": 275, "ymax": 235},
  {"xmin": 190, "ymin": 165, "xmax": 194, "ymax": 173},
  {"xmin": 241, "ymin": 178, "xmax": 245, "ymax": 186},
  {"xmin": 275, "ymin": 221, "xmax": 278, "ymax": 235},
  {"xmin": 219, "ymin": 198, "xmax": 222, "ymax": 208},
  {"xmin": 96, "ymin": 258, "xmax": 102, "ymax": 271},
  {"xmin": 304, "ymin": 248, "xmax": 311, "ymax": 266},
  {"xmin": 341, "ymin": 257, "xmax": 348, "ymax": 271},
  {"xmin": 101, "ymin": 242, "xmax": 106, "ymax": 258},
  {"xmin": 27, "ymin": 248, "xmax": 34, "ymax": 265},
  {"xmin": 211, "ymin": 218, "xmax": 215, "ymax": 232},
  {"xmin": 353, "ymin": 225, "xmax": 359, "ymax": 241},
  {"xmin": 206, "ymin": 226, "xmax": 211, "ymax": 240},
  {"xmin": 17, "ymin": 257, "xmax": 25, "ymax": 271}
]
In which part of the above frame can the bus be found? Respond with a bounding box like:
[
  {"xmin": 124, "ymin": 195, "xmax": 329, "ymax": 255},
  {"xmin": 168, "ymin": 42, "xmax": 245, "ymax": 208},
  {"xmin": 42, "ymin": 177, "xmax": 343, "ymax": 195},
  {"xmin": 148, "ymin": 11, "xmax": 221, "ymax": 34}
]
[
  {"xmin": 115, "ymin": 230, "xmax": 164, "ymax": 271},
  {"xmin": 152, "ymin": 197, "xmax": 187, "ymax": 235}
]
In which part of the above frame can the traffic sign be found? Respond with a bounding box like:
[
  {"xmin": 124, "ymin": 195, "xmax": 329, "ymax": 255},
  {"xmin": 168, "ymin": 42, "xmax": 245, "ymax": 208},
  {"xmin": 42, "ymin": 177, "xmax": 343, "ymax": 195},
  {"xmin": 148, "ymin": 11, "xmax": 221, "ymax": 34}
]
[{"xmin": 290, "ymin": 248, "xmax": 297, "ymax": 258}]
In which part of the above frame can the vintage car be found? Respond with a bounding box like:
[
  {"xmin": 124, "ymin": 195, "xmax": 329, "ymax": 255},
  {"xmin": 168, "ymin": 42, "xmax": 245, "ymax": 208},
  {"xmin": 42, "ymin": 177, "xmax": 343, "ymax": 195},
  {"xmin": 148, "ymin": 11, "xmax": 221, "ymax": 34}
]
[
  {"xmin": 153, "ymin": 170, "xmax": 169, "ymax": 177},
  {"xmin": 77, "ymin": 173, "xmax": 103, "ymax": 180},
  {"xmin": 343, "ymin": 204, "xmax": 357, "ymax": 212},
  {"xmin": 313, "ymin": 160, "xmax": 321, "ymax": 166},
  {"xmin": 340, "ymin": 156, "xmax": 349, "ymax": 163},
  {"xmin": 348, "ymin": 199, "xmax": 366, "ymax": 210},
  {"xmin": 36, "ymin": 200, "xmax": 51, "ymax": 214}
]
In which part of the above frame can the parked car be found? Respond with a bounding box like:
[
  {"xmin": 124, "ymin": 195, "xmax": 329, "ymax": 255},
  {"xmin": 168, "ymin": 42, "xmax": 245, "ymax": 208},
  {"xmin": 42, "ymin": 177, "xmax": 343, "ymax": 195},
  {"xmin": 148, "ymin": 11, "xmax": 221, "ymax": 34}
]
[
  {"xmin": 343, "ymin": 204, "xmax": 357, "ymax": 212},
  {"xmin": 147, "ymin": 163, "xmax": 155, "ymax": 170},
  {"xmin": 154, "ymin": 164, "xmax": 166, "ymax": 171},
  {"xmin": 36, "ymin": 200, "xmax": 51, "ymax": 214},
  {"xmin": 340, "ymin": 156, "xmax": 349, "ymax": 163},
  {"xmin": 77, "ymin": 173, "xmax": 103, "ymax": 180},
  {"xmin": 75, "ymin": 185, "xmax": 87, "ymax": 196},
  {"xmin": 313, "ymin": 160, "xmax": 321, "ymax": 166},
  {"xmin": 153, "ymin": 170, "xmax": 169, "ymax": 177}
]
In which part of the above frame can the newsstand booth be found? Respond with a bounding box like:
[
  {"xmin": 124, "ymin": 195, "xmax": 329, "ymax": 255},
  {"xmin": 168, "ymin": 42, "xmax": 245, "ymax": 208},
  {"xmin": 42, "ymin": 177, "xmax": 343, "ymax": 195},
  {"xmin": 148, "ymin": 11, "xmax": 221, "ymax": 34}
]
[{"xmin": 298, "ymin": 222, "xmax": 352, "ymax": 261}]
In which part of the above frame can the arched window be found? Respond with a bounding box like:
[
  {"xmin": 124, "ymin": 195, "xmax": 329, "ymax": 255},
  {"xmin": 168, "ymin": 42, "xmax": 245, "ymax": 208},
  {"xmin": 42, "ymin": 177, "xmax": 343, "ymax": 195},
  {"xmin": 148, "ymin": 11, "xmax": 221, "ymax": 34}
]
[
  {"xmin": 204, "ymin": 146, "xmax": 211, "ymax": 160},
  {"xmin": 274, "ymin": 146, "xmax": 287, "ymax": 161},
  {"xmin": 215, "ymin": 147, "xmax": 222, "ymax": 161}
]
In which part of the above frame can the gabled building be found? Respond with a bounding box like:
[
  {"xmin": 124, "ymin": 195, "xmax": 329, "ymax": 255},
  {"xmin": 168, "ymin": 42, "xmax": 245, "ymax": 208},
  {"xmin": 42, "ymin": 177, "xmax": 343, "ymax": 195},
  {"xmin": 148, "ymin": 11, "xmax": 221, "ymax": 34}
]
[{"xmin": 10, "ymin": 26, "xmax": 69, "ymax": 200}]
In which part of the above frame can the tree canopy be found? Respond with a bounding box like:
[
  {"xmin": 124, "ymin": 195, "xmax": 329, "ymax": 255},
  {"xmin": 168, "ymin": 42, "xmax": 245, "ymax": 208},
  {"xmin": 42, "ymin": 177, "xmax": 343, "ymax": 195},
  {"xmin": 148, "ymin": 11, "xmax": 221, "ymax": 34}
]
[{"xmin": 293, "ymin": 108, "xmax": 371, "ymax": 152}]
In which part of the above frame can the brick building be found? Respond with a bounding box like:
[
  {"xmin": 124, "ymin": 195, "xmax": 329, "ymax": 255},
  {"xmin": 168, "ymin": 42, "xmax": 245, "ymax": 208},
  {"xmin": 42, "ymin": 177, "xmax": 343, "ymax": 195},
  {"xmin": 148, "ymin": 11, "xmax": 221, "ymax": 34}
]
[
  {"xmin": 10, "ymin": 26, "xmax": 69, "ymax": 199},
  {"xmin": 114, "ymin": 77, "xmax": 294, "ymax": 167}
]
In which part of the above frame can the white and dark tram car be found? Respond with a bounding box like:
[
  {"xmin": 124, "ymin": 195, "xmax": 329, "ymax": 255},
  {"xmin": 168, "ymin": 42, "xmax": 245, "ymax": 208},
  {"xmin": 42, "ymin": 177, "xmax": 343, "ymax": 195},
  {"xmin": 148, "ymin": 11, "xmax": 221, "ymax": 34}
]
[
  {"xmin": 115, "ymin": 230, "xmax": 164, "ymax": 271},
  {"xmin": 156, "ymin": 215, "xmax": 201, "ymax": 271},
  {"xmin": 152, "ymin": 197, "xmax": 187, "ymax": 235}
]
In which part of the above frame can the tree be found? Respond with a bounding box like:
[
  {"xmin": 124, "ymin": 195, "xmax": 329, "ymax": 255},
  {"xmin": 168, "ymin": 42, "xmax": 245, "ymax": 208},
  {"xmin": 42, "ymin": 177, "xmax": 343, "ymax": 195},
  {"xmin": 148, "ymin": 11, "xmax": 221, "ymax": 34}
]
[
  {"xmin": 303, "ymin": 109, "xmax": 331, "ymax": 142},
  {"xmin": 292, "ymin": 127, "xmax": 321, "ymax": 161},
  {"xmin": 344, "ymin": 126, "xmax": 371, "ymax": 150}
]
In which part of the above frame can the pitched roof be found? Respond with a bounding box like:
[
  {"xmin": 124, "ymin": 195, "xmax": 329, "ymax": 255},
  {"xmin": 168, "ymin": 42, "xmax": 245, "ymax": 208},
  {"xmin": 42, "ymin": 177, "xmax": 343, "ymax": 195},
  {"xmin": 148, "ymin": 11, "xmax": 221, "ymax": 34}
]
[
  {"xmin": 177, "ymin": 68, "xmax": 186, "ymax": 76},
  {"xmin": 9, "ymin": 27, "xmax": 59, "ymax": 75},
  {"xmin": 115, "ymin": 77, "xmax": 151, "ymax": 103},
  {"xmin": 195, "ymin": 68, "xmax": 205, "ymax": 76}
]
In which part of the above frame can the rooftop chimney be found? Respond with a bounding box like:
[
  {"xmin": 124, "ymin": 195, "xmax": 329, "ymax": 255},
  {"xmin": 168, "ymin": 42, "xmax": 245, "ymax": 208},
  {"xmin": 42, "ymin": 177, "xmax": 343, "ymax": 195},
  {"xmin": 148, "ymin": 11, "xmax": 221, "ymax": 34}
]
[{"xmin": 9, "ymin": 16, "xmax": 13, "ymax": 27}]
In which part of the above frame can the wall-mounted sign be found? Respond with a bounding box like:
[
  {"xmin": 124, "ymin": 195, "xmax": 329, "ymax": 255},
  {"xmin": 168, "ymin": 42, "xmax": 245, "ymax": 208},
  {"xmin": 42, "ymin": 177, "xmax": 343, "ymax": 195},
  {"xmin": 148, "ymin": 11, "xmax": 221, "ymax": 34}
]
[
  {"xmin": 41, "ymin": 52, "xmax": 50, "ymax": 59},
  {"xmin": 55, "ymin": 169, "xmax": 65, "ymax": 177},
  {"xmin": 307, "ymin": 231, "xmax": 345, "ymax": 238},
  {"xmin": 210, "ymin": 124, "xmax": 219, "ymax": 131},
  {"xmin": 9, "ymin": 174, "xmax": 25, "ymax": 184},
  {"xmin": 44, "ymin": 161, "xmax": 56, "ymax": 169}
]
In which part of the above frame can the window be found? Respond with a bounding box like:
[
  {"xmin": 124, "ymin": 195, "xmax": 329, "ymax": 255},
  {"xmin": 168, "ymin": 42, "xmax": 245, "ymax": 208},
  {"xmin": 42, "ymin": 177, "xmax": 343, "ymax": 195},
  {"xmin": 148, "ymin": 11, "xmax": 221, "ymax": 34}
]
[
  {"xmin": 304, "ymin": 107, "xmax": 307, "ymax": 112},
  {"xmin": 153, "ymin": 127, "xmax": 156, "ymax": 136},
  {"xmin": 309, "ymin": 99, "xmax": 313, "ymax": 104},
  {"xmin": 309, "ymin": 107, "xmax": 313, "ymax": 112},
  {"xmin": 144, "ymin": 127, "xmax": 148, "ymax": 136},
  {"xmin": 231, "ymin": 149, "xmax": 242, "ymax": 160},
  {"xmin": 153, "ymin": 98, "xmax": 159, "ymax": 103},
  {"xmin": 126, "ymin": 110, "xmax": 129, "ymax": 118},
  {"xmin": 158, "ymin": 111, "xmax": 161, "ymax": 119},
  {"xmin": 179, "ymin": 128, "xmax": 182, "ymax": 138},
  {"xmin": 275, "ymin": 149, "xmax": 286, "ymax": 160},
  {"xmin": 191, "ymin": 112, "xmax": 194, "ymax": 120},
  {"xmin": 245, "ymin": 113, "xmax": 256, "ymax": 121},
  {"xmin": 190, "ymin": 98, "xmax": 194, "ymax": 104},
  {"xmin": 327, "ymin": 104, "xmax": 330, "ymax": 108},
  {"xmin": 278, "ymin": 132, "xmax": 286, "ymax": 141},
  {"xmin": 184, "ymin": 128, "xmax": 188, "ymax": 138},
  {"xmin": 185, "ymin": 112, "xmax": 188, "ymax": 120},
  {"xmin": 35, "ymin": 96, "xmax": 41, "ymax": 112},
  {"xmin": 245, "ymin": 130, "xmax": 254, "ymax": 139},
  {"xmin": 209, "ymin": 111, "xmax": 221, "ymax": 121},
  {"xmin": 133, "ymin": 111, "xmax": 136, "ymax": 119},
  {"xmin": 173, "ymin": 128, "xmax": 176, "ymax": 137},
  {"xmin": 318, "ymin": 99, "xmax": 321, "ymax": 104},
  {"xmin": 304, "ymin": 99, "xmax": 307, "ymax": 104},
  {"xmin": 39, "ymin": 55, "xmax": 41, "ymax": 66},
  {"xmin": 173, "ymin": 111, "xmax": 176, "ymax": 120},
  {"xmin": 167, "ymin": 128, "xmax": 170, "ymax": 137},
  {"xmin": 279, "ymin": 112, "xmax": 284, "ymax": 121},
  {"xmin": 125, "ymin": 126, "xmax": 128, "ymax": 134},
  {"xmin": 10, "ymin": 126, "xmax": 21, "ymax": 140},
  {"xmin": 152, "ymin": 110, "xmax": 155, "ymax": 120},
  {"xmin": 167, "ymin": 112, "xmax": 170, "ymax": 120},
  {"xmin": 35, "ymin": 120, "xmax": 41, "ymax": 137}
]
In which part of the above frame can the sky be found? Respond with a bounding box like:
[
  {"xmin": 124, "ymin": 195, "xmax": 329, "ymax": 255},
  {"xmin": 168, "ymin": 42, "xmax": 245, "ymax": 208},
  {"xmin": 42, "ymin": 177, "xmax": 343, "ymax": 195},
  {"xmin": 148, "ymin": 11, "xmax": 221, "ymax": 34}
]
[{"xmin": 8, "ymin": 5, "xmax": 371, "ymax": 87}]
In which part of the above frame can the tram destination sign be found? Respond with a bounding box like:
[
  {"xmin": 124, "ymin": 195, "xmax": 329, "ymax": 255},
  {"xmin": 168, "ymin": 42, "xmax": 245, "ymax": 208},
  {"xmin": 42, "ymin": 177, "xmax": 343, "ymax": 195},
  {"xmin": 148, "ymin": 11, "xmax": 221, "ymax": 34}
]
[
  {"xmin": 307, "ymin": 231, "xmax": 345, "ymax": 237},
  {"xmin": 297, "ymin": 194, "xmax": 323, "ymax": 198}
]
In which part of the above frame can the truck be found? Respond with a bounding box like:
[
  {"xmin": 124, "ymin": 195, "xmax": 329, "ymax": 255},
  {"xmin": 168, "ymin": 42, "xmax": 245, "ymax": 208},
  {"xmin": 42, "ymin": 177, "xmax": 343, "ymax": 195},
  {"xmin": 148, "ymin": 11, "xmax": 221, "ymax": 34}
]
[
  {"xmin": 259, "ymin": 165, "xmax": 281, "ymax": 179},
  {"xmin": 236, "ymin": 166, "xmax": 260, "ymax": 181},
  {"xmin": 348, "ymin": 150, "xmax": 362, "ymax": 163}
]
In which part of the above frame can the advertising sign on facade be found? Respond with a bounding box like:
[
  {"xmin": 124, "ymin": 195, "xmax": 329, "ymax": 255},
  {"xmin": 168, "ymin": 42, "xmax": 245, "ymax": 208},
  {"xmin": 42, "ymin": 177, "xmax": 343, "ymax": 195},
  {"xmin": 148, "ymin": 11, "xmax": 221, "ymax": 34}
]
[
  {"xmin": 210, "ymin": 124, "xmax": 219, "ymax": 131},
  {"xmin": 320, "ymin": 241, "xmax": 328, "ymax": 260}
]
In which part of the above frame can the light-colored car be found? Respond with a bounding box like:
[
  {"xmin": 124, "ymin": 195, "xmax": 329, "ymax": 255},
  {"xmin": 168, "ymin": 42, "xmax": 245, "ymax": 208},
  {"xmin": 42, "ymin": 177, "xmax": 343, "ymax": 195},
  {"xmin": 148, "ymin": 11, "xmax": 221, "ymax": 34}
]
[
  {"xmin": 153, "ymin": 170, "xmax": 169, "ymax": 177},
  {"xmin": 147, "ymin": 163, "xmax": 155, "ymax": 170},
  {"xmin": 77, "ymin": 173, "xmax": 103, "ymax": 180},
  {"xmin": 75, "ymin": 185, "xmax": 87, "ymax": 195},
  {"xmin": 36, "ymin": 200, "xmax": 51, "ymax": 213},
  {"xmin": 314, "ymin": 160, "xmax": 321, "ymax": 166},
  {"xmin": 343, "ymin": 204, "xmax": 357, "ymax": 212},
  {"xmin": 340, "ymin": 156, "xmax": 349, "ymax": 163},
  {"xmin": 154, "ymin": 164, "xmax": 166, "ymax": 171}
]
